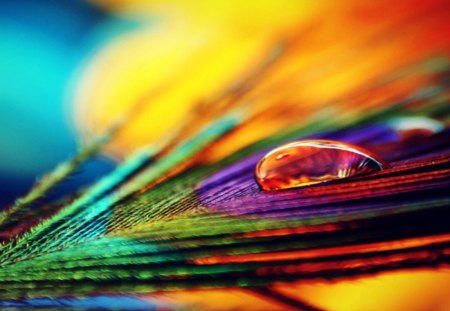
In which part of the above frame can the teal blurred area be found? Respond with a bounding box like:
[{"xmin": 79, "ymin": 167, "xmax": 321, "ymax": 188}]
[{"xmin": 0, "ymin": 0, "xmax": 141, "ymax": 207}]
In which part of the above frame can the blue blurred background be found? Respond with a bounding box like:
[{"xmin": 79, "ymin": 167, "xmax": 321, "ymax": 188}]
[{"xmin": 0, "ymin": 0, "xmax": 140, "ymax": 207}]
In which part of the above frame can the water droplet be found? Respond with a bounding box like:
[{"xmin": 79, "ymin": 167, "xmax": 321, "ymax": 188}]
[{"xmin": 255, "ymin": 140, "xmax": 390, "ymax": 191}]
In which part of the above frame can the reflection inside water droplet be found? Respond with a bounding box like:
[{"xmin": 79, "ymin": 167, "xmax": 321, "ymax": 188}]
[{"xmin": 255, "ymin": 139, "xmax": 390, "ymax": 191}]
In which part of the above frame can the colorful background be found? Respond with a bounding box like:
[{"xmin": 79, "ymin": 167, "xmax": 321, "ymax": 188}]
[{"xmin": 1, "ymin": 0, "xmax": 449, "ymax": 310}]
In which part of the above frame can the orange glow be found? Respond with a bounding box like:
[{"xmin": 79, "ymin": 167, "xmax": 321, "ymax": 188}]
[
  {"xmin": 73, "ymin": 0, "xmax": 450, "ymax": 161},
  {"xmin": 147, "ymin": 287, "xmax": 292, "ymax": 311},
  {"xmin": 274, "ymin": 268, "xmax": 450, "ymax": 311},
  {"xmin": 192, "ymin": 233, "xmax": 450, "ymax": 265},
  {"xmin": 142, "ymin": 269, "xmax": 450, "ymax": 310}
]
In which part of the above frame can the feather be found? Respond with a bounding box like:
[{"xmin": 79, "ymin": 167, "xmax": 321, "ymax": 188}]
[{"xmin": 1, "ymin": 1, "xmax": 450, "ymax": 310}]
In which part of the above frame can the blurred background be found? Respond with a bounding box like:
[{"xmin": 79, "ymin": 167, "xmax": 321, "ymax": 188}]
[
  {"xmin": 1, "ymin": 0, "xmax": 319, "ymax": 207},
  {"xmin": 0, "ymin": 0, "xmax": 122, "ymax": 206}
]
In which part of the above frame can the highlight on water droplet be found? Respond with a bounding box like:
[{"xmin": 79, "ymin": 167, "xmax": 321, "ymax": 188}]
[{"xmin": 255, "ymin": 139, "xmax": 390, "ymax": 191}]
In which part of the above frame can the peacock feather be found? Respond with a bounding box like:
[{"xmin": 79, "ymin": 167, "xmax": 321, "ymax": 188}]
[{"xmin": 0, "ymin": 0, "xmax": 449, "ymax": 310}]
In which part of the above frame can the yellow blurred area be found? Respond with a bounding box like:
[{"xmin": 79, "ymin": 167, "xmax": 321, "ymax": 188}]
[
  {"xmin": 74, "ymin": 0, "xmax": 449, "ymax": 161},
  {"xmin": 74, "ymin": 0, "xmax": 319, "ymax": 158},
  {"xmin": 145, "ymin": 269, "xmax": 450, "ymax": 311},
  {"xmin": 152, "ymin": 287, "xmax": 289, "ymax": 311},
  {"xmin": 275, "ymin": 268, "xmax": 450, "ymax": 311}
]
